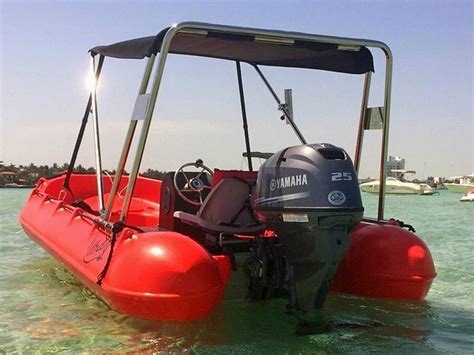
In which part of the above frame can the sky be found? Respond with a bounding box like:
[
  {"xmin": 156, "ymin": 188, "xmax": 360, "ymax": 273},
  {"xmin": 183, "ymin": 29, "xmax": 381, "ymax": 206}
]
[{"xmin": 1, "ymin": 0, "xmax": 472, "ymax": 179}]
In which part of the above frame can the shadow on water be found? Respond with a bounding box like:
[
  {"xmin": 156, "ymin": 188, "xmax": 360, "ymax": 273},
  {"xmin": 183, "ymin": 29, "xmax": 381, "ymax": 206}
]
[
  {"xmin": 120, "ymin": 294, "xmax": 442, "ymax": 353},
  {"xmin": 294, "ymin": 316, "xmax": 386, "ymax": 337},
  {"xmin": 3, "ymin": 255, "xmax": 473, "ymax": 353}
]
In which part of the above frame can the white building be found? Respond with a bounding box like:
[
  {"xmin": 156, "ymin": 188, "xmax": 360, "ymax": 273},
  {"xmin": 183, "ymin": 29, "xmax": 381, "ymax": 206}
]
[{"xmin": 387, "ymin": 156, "xmax": 405, "ymax": 177}]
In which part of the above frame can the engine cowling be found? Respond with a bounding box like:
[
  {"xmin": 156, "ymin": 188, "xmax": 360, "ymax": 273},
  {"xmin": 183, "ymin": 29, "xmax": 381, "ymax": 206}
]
[{"xmin": 254, "ymin": 143, "xmax": 363, "ymax": 311}]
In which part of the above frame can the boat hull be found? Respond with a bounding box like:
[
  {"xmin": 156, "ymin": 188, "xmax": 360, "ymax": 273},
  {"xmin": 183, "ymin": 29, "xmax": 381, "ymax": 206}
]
[
  {"xmin": 360, "ymin": 179, "xmax": 433, "ymax": 195},
  {"xmin": 19, "ymin": 174, "xmax": 436, "ymax": 320},
  {"xmin": 332, "ymin": 221, "xmax": 436, "ymax": 300},
  {"xmin": 360, "ymin": 183, "xmax": 420, "ymax": 194},
  {"xmin": 19, "ymin": 175, "xmax": 231, "ymax": 321},
  {"xmin": 460, "ymin": 190, "xmax": 474, "ymax": 202}
]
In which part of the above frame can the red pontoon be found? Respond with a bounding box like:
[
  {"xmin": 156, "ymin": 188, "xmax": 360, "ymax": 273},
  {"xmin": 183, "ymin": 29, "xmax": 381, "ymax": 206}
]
[{"xmin": 20, "ymin": 22, "xmax": 436, "ymax": 321}]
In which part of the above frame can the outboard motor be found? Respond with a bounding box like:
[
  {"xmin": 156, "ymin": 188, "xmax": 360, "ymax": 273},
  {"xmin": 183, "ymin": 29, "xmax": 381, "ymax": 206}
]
[{"xmin": 254, "ymin": 143, "xmax": 363, "ymax": 311}]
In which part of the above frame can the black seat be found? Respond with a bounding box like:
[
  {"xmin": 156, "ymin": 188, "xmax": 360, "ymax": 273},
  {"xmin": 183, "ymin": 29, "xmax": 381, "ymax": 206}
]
[{"xmin": 173, "ymin": 177, "xmax": 265, "ymax": 235}]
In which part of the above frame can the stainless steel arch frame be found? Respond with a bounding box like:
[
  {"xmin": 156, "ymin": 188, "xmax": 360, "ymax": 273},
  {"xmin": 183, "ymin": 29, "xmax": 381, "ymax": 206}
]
[
  {"xmin": 109, "ymin": 22, "xmax": 393, "ymax": 223},
  {"xmin": 90, "ymin": 55, "xmax": 105, "ymax": 214},
  {"xmin": 103, "ymin": 55, "xmax": 156, "ymax": 221}
]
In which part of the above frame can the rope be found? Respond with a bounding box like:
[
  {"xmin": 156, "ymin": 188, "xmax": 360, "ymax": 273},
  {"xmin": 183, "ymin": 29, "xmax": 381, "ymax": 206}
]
[
  {"xmin": 103, "ymin": 170, "xmax": 114, "ymax": 186},
  {"xmin": 389, "ymin": 218, "xmax": 416, "ymax": 233}
]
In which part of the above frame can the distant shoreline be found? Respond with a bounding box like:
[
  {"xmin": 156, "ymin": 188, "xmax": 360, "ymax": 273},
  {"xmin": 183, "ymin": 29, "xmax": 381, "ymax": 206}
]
[
  {"xmin": 0, "ymin": 184, "xmax": 35, "ymax": 189},
  {"xmin": 0, "ymin": 162, "xmax": 166, "ymax": 188}
]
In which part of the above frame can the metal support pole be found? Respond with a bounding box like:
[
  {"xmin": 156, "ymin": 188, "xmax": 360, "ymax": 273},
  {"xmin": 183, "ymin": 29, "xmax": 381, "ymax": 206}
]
[
  {"xmin": 90, "ymin": 55, "xmax": 105, "ymax": 213},
  {"xmin": 377, "ymin": 50, "xmax": 393, "ymax": 220},
  {"xmin": 119, "ymin": 27, "xmax": 177, "ymax": 223},
  {"xmin": 63, "ymin": 55, "xmax": 104, "ymax": 195},
  {"xmin": 104, "ymin": 55, "xmax": 156, "ymax": 221},
  {"xmin": 354, "ymin": 72, "xmax": 372, "ymax": 173},
  {"xmin": 252, "ymin": 65, "xmax": 307, "ymax": 144},
  {"xmin": 236, "ymin": 61, "xmax": 253, "ymax": 172},
  {"xmin": 104, "ymin": 21, "xmax": 394, "ymax": 223}
]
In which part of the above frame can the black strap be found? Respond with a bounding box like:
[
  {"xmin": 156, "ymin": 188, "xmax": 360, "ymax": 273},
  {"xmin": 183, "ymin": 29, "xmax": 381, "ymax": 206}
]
[
  {"xmin": 227, "ymin": 177, "xmax": 260, "ymax": 226},
  {"xmin": 95, "ymin": 221, "xmax": 145, "ymax": 286},
  {"xmin": 63, "ymin": 55, "xmax": 105, "ymax": 197},
  {"xmin": 229, "ymin": 198, "xmax": 255, "ymax": 226},
  {"xmin": 71, "ymin": 200, "xmax": 100, "ymax": 216},
  {"xmin": 96, "ymin": 222, "xmax": 123, "ymax": 285}
]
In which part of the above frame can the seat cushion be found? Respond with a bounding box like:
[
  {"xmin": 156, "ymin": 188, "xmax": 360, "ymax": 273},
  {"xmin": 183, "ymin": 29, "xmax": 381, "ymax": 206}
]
[
  {"xmin": 173, "ymin": 210, "xmax": 264, "ymax": 235},
  {"xmin": 200, "ymin": 178, "xmax": 253, "ymax": 225},
  {"xmin": 173, "ymin": 177, "xmax": 265, "ymax": 236}
]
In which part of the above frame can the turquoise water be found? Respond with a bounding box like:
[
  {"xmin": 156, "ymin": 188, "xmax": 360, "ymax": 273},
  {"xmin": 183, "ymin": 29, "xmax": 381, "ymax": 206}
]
[{"xmin": 0, "ymin": 189, "xmax": 472, "ymax": 353}]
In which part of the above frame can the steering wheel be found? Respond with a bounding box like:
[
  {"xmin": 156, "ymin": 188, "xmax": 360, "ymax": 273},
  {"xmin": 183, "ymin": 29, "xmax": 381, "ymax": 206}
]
[{"xmin": 174, "ymin": 159, "xmax": 214, "ymax": 206}]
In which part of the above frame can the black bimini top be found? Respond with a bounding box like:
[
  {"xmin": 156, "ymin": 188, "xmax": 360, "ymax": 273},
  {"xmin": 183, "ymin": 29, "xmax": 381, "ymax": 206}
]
[{"xmin": 90, "ymin": 23, "xmax": 374, "ymax": 74}]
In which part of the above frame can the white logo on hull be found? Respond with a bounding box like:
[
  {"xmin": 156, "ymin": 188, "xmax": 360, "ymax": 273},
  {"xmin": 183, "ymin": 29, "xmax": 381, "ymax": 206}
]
[{"xmin": 269, "ymin": 174, "xmax": 308, "ymax": 191}]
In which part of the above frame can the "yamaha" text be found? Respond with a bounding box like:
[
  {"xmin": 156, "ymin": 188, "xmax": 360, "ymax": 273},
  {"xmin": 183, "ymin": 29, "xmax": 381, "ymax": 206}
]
[{"xmin": 270, "ymin": 174, "xmax": 308, "ymax": 191}]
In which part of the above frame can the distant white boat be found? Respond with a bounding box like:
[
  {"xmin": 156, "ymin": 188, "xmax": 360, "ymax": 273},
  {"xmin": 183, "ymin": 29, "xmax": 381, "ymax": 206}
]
[
  {"xmin": 444, "ymin": 175, "xmax": 474, "ymax": 194},
  {"xmin": 460, "ymin": 189, "xmax": 474, "ymax": 202},
  {"xmin": 360, "ymin": 177, "xmax": 435, "ymax": 195}
]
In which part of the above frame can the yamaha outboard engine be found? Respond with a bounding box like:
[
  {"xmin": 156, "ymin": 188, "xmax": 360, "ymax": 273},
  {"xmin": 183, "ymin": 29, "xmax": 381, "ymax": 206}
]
[{"xmin": 254, "ymin": 143, "xmax": 363, "ymax": 311}]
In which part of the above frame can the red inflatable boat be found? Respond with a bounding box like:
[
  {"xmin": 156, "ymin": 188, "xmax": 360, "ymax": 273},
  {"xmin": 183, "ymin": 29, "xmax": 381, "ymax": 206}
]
[{"xmin": 20, "ymin": 22, "xmax": 436, "ymax": 321}]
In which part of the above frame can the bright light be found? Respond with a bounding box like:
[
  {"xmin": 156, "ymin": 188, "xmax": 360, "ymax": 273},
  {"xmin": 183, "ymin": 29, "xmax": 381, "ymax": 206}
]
[
  {"xmin": 85, "ymin": 58, "xmax": 100, "ymax": 92},
  {"xmin": 85, "ymin": 70, "xmax": 97, "ymax": 91},
  {"xmin": 150, "ymin": 247, "xmax": 164, "ymax": 256}
]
